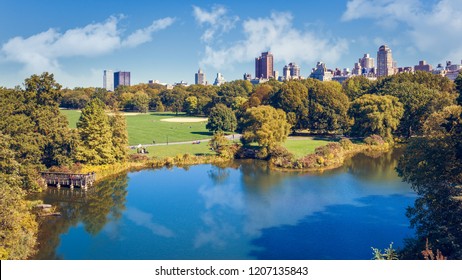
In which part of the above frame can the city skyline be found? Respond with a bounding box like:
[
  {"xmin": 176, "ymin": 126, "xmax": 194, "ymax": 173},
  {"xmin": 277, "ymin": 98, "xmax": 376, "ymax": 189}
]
[{"xmin": 1, "ymin": 0, "xmax": 462, "ymax": 88}]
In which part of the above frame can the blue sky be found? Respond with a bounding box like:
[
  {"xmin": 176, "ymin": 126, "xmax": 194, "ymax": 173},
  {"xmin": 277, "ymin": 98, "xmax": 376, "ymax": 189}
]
[{"xmin": 1, "ymin": 0, "xmax": 461, "ymax": 88}]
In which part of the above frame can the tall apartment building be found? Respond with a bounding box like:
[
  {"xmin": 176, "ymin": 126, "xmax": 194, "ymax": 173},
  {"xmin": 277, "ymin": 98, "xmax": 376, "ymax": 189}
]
[
  {"xmin": 255, "ymin": 51, "xmax": 274, "ymax": 79},
  {"xmin": 359, "ymin": 53, "xmax": 374, "ymax": 69},
  {"xmin": 283, "ymin": 62, "xmax": 301, "ymax": 80},
  {"xmin": 114, "ymin": 71, "xmax": 131, "ymax": 88},
  {"xmin": 309, "ymin": 62, "xmax": 333, "ymax": 81},
  {"xmin": 377, "ymin": 45, "xmax": 394, "ymax": 77},
  {"xmin": 213, "ymin": 73, "xmax": 225, "ymax": 86},
  {"xmin": 195, "ymin": 68, "xmax": 206, "ymax": 85},
  {"xmin": 103, "ymin": 70, "xmax": 114, "ymax": 91},
  {"xmin": 414, "ymin": 60, "xmax": 433, "ymax": 72}
]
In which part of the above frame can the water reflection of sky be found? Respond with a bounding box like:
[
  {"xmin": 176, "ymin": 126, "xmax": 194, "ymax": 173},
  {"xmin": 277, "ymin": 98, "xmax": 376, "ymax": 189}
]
[{"xmin": 53, "ymin": 153, "xmax": 415, "ymax": 260}]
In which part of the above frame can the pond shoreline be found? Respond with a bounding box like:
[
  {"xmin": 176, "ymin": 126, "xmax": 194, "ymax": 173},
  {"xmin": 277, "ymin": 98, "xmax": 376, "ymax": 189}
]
[{"xmin": 75, "ymin": 142, "xmax": 392, "ymax": 183}]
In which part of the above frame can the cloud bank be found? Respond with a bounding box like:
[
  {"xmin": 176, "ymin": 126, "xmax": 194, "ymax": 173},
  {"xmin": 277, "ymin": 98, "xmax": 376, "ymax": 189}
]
[
  {"xmin": 196, "ymin": 9, "xmax": 348, "ymax": 71},
  {"xmin": 342, "ymin": 0, "xmax": 462, "ymax": 60},
  {"xmin": 192, "ymin": 5, "xmax": 239, "ymax": 43},
  {"xmin": 1, "ymin": 16, "xmax": 175, "ymax": 73}
]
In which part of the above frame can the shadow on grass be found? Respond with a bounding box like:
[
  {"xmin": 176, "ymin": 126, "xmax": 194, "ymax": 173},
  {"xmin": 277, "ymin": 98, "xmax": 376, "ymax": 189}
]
[
  {"xmin": 291, "ymin": 131, "xmax": 342, "ymax": 142},
  {"xmin": 191, "ymin": 131, "xmax": 213, "ymax": 137},
  {"xmin": 149, "ymin": 112, "xmax": 185, "ymax": 117}
]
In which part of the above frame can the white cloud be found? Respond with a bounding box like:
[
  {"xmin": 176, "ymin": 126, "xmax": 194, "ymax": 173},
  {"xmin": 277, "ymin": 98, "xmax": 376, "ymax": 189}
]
[
  {"xmin": 341, "ymin": 0, "xmax": 421, "ymax": 24},
  {"xmin": 1, "ymin": 15, "xmax": 175, "ymax": 74},
  {"xmin": 342, "ymin": 0, "xmax": 462, "ymax": 61},
  {"xmin": 122, "ymin": 17, "xmax": 175, "ymax": 47},
  {"xmin": 125, "ymin": 207, "xmax": 174, "ymax": 238},
  {"xmin": 200, "ymin": 12, "xmax": 348, "ymax": 70},
  {"xmin": 192, "ymin": 5, "xmax": 239, "ymax": 43}
]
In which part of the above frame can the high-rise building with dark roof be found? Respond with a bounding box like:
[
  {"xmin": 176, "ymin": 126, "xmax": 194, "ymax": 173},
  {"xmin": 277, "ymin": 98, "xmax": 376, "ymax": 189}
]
[
  {"xmin": 255, "ymin": 51, "xmax": 274, "ymax": 79},
  {"xmin": 114, "ymin": 71, "xmax": 130, "ymax": 88}
]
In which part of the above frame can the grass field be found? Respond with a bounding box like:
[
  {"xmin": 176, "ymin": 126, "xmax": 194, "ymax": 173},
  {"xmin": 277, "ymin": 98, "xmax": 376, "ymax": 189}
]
[
  {"xmin": 283, "ymin": 137, "xmax": 331, "ymax": 159},
  {"xmin": 61, "ymin": 110, "xmax": 212, "ymax": 146},
  {"xmin": 61, "ymin": 109, "xmax": 81, "ymax": 129}
]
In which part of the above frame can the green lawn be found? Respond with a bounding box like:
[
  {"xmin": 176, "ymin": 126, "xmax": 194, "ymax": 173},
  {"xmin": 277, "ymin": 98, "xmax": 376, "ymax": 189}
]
[
  {"xmin": 61, "ymin": 109, "xmax": 81, "ymax": 129},
  {"xmin": 130, "ymin": 142, "xmax": 215, "ymax": 158},
  {"xmin": 283, "ymin": 137, "xmax": 331, "ymax": 159},
  {"xmin": 61, "ymin": 110, "xmax": 212, "ymax": 146}
]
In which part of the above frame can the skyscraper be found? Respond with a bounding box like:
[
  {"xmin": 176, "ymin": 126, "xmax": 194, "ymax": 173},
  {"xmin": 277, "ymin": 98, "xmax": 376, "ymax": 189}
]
[
  {"xmin": 255, "ymin": 52, "xmax": 274, "ymax": 79},
  {"xmin": 195, "ymin": 68, "xmax": 206, "ymax": 85},
  {"xmin": 213, "ymin": 73, "xmax": 225, "ymax": 86},
  {"xmin": 377, "ymin": 45, "xmax": 394, "ymax": 77},
  {"xmin": 359, "ymin": 54, "xmax": 374, "ymax": 69},
  {"xmin": 114, "ymin": 71, "xmax": 131, "ymax": 88},
  {"xmin": 283, "ymin": 62, "xmax": 301, "ymax": 80},
  {"xmin": 103, "ymin": 70, "xmax": 114, "ymax": 91}
]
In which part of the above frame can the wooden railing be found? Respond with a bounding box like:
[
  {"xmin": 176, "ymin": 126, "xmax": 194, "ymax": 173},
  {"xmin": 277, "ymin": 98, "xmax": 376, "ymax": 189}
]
[{"xmin": 40, "ymin": 172, "xmax": 96, "ymax": 190}]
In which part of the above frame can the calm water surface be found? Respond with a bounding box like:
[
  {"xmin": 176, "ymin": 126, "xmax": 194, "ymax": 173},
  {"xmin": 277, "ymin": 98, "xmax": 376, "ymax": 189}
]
[{"xmin": 34, "ymin": 149, "xmax": 415, "ymax": 259}]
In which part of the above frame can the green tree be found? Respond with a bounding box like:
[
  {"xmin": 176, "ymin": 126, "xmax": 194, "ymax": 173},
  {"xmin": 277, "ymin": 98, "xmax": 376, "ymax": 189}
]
[
  {"xmin": 349, "ymin": 94, "xmax": 404, "ymax": 140},
  {"xmin": 24, "ymin": 72, "xmax": 62, "ymax": 107},
  {"xmin": 155, "ymin": 101, "xmax": 165, "ymax": 112},
  {"xmin": 0, "ymin": 133, "xmax": 38, "ymax": 260},
  {"xmin": 206, "ymin": 103, "xmax": 237, "ymax": 132},
  {"xmin": 398, "ymin": 111, "xmax": 462, "ymax": 259},
  {"xmin": 131, "ymin": 91, "xmax": 149, "ymax": 113},
  {"xmin": 209, "ymin": 131, "xmax": 235, "ymax": 158},
  {"xmin": 307, "ymin": 80, "xmax": 350, "ymax": 133},
  {"xmin": 423, "ymin": 105, "xmax": 462, "ymax": 136},
  {"xmin": 215, "ymin": 81, "xmax": 252, "ymax": 107},
  {"xmin": 184, "ymin": 96, "xmax": 198, "ymax": 115},
  {"xmin": 271, "ymin": 80, "xmax": 309, "ymax": 131},
  {"xmin": 377, "ymin": 81, "xmax": 455, "ymax": 137},
  {"xmin": 342, "ymin": 75, "xmax": 374, "ymax": 101},
  {"xmin": 240, "ymin": 105, "xmax": 291, "ymax": 148},
  {"xmin": 110, "ymin": 110, "xmax": 129, "ymax": 162},
  {"xmin": 75, "ymin": 99, "xmax": 115, "ymax": 164}
]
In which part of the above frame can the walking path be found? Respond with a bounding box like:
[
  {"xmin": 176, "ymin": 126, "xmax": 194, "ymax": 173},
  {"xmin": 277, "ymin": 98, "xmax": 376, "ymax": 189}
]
[{"xmin": 130, "ymin": 134, "xmax": 242, "ymax": 148}]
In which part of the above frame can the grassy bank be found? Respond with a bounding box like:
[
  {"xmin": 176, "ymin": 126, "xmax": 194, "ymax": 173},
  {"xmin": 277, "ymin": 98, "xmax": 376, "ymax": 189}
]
[
  {"xmin": 78, "ymin": 154, "xmax": 230, "ymax": 182},
  {"xmin": 283, "ymin": 137, "xmax": 332, "ymax": 159},
  {"xmin": 272, "ymin": 137, "xmax": 391, "ymax": 171}
]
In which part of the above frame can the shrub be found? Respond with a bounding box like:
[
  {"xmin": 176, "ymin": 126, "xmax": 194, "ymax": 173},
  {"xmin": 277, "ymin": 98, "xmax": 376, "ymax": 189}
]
[
  {"xmin": 129, "ymin": 154, "xmax": 149, "ymax": 162},
  {"xmin": 339, "ymin": 138, "xmax": 354, "ymax": 151},
  {"xmin": 364, "ymin": 134, "xmax": 385, "ymax": 146},
  {"xmin": 268, "ymin": 145, "xmax": 294, "ymax": 167},
  {"xmin": 315, "ymin": 142, "xmax": 342, "ymax": 157}
]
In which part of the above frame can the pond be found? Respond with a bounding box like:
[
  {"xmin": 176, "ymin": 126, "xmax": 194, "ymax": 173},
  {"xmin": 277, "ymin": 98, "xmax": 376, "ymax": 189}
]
[{"xmin": 33, "ymin": 149, "xmax": 415, "ymax": 260}]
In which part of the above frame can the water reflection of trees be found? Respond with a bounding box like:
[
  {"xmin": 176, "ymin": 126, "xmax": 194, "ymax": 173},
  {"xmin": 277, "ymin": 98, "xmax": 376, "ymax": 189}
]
[
  {"xmin": 239, "ymin": 160, "xmax": 300, "ymax": 192},
  {"xmin": 33, "ymin": 174, "xmax": 128, "ymax": 259},
  {"xmin": 398, "ymin": 136, "xmax": 462, "ymax": 259},
  {"xmin": 339, "ymin": 148, "xmax": 402, "ymax": 182}
]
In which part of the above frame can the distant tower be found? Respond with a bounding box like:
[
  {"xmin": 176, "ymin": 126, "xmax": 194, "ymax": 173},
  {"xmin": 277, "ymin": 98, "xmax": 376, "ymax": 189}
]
[
  {"xmin": 359, "ymin": 54, "xmax": 374, "ymax": 69},
  {"xmin": 309, "ymin": 62, "xmax": 333, "ymax": 81},
  {"xmin": 255, "ymin": 51, "xmax": 274, "ymax": 79},
  {"xmin": 283, "ymin": 62, "xmax": 301, "ymax": 80},
  {"xmin": 114, "ymin": 71, "xmax": 131, "ymax": 88},
  {"xmin": 103, "ymin": 70, "xmax": 114, "ymax": 91},
  {"xmin": 213, "ymin": 73, "xmax": 225, "ymax": 86},
  {"xmin": 377, "ymin": 45, "xmax": 394, "ymax": 77},
  {"xmin": 195, "ymin": 68, "xmax": 206, "ymax": 85}
]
